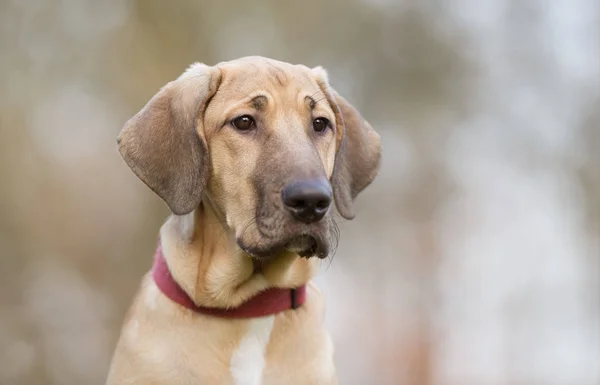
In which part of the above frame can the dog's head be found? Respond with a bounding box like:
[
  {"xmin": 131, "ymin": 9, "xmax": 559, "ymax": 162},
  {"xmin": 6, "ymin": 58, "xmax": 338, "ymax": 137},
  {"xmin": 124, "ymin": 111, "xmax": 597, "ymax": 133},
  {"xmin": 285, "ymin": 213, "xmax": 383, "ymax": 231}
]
[{"xmin": 117, "ymin": 57, "xmax": 381, "ymax": 259}]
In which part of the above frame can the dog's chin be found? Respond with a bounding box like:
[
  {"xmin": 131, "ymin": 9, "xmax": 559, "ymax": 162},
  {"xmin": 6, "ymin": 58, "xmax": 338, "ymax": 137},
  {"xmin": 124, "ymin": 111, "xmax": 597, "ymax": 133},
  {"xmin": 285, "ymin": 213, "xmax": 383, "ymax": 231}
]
[{"xmin": 238, "ymin": 234, "xmax": 328, "ymax": 260}]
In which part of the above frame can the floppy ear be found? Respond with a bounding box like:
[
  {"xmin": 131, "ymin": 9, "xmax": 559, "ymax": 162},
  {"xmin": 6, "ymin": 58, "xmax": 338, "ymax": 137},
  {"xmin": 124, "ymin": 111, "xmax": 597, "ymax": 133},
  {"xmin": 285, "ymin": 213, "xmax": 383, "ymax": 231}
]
[
  {"xmin": 312, "ymin": 66, "xmax": 382, "ymax": 219},
  {"xmin": 117, "ymin": 63, "xmax": 221, "ymax": 215}
]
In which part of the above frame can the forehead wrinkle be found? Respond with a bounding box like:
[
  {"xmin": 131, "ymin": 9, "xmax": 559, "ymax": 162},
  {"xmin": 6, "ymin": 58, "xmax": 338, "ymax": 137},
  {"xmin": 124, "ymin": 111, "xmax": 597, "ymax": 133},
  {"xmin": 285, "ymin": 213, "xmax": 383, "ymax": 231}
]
[
  {"xmin": 300, "ymin": 89, "xmax": 334, "ymax": 121},
  {"xmin": 265, "ymin": 60, "xmax": 289, "ymax": 86},
  {"xmin": 251, "ymin": 95, "xmax": 268, "ymax": 110},
  {"xmin": 305, "ymin": 95, "xmax": 317, "ymax": 110},
  {"xmin": 221, "ymin": 90, "xmax": 272, "ymax": 117}
]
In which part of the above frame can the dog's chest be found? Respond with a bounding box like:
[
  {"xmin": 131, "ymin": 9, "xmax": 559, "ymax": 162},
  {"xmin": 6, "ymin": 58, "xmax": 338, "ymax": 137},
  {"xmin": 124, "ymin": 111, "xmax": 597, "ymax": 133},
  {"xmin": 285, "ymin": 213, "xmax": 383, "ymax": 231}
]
[
  {"xmin": 185, "ymin": 315, "xmax": 336, "ymax": 385},
  {"xmin": 224, "ymin": 315, "xmax": 337, "ymax": 385},
  {"xmin": 229, "ymin": 316, "xmax": 275, "ymax": 385}
]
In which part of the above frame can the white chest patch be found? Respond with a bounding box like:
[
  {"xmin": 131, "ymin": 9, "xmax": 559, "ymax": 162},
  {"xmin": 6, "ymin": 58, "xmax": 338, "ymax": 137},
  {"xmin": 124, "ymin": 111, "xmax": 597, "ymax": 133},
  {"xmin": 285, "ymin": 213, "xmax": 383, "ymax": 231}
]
[{"xmin": 230, "ymin": 316, "xmax": 275, "ymax": 385}]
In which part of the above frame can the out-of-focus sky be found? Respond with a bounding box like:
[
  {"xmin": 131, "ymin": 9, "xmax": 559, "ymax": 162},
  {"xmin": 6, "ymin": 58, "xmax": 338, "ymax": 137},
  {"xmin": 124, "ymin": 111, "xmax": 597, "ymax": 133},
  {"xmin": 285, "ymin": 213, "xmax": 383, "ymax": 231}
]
[{"xmin": 0, "ymin": 0, "xmax": 598, "ymax": 384}]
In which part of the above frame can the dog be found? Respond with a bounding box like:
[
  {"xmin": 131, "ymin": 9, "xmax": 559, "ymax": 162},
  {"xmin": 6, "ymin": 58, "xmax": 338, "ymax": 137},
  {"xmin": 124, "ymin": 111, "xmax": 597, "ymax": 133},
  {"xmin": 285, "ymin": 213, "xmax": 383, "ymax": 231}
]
[{"xmin": 106, "ymin": 56, "xmax": 381, "ymax": 385}]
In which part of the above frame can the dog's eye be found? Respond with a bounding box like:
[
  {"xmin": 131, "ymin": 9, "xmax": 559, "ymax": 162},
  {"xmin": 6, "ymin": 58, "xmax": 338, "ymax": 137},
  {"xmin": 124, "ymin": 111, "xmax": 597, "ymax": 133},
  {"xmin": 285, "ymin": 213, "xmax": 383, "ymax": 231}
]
[
  {"xmin": 232, "ymin": 115, "xmax": 256, "ymax": 131},
  {"xmin": 313, "ymin": 118, "xmax": 330, "ymax": 133}
]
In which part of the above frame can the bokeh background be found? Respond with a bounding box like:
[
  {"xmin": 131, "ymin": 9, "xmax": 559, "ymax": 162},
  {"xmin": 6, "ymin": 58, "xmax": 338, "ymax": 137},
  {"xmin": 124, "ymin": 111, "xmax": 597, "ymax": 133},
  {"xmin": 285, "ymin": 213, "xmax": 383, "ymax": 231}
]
[{"xmin": 1, "ymin": 0, "xmax": 599, "ymax": 384}]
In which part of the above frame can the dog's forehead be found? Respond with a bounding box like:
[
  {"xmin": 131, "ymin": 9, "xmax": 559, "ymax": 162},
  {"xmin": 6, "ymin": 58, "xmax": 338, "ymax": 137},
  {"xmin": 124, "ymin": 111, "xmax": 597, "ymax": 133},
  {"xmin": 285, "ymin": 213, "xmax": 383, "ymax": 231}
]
[{"xmin": 217, "ymin": 56, "xmax": 317, "ymax": 92}]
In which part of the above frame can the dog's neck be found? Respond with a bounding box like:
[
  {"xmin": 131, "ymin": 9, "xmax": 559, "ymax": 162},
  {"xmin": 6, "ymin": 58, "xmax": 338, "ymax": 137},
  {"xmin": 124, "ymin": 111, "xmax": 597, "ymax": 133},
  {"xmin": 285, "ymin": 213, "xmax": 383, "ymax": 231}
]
[{"xmin": 158, "ymin": 203, "xmax": 319, "ymax": 309}]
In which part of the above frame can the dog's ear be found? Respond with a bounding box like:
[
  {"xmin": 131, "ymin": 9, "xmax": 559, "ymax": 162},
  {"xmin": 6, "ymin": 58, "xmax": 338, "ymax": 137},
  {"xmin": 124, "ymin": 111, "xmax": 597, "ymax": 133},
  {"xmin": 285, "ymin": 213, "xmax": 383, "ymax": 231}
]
[
  {"xmin": 117, "ymin": 63, "xmax": 221, "ymax": 215},
  {"xmin": 312, "ymin": 66, "xmax": 382, "ymax": 219}
]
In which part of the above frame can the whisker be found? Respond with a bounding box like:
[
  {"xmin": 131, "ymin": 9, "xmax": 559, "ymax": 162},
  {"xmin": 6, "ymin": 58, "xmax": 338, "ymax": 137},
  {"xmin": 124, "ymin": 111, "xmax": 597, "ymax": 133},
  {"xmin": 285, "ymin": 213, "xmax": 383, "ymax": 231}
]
[
  {"xmin": 324, "ymin": 218, "xmax": 340, "ymax": 270},
  {"xmin": 313, "ymin": 95, "xmax": 328, "ymax": 106}
]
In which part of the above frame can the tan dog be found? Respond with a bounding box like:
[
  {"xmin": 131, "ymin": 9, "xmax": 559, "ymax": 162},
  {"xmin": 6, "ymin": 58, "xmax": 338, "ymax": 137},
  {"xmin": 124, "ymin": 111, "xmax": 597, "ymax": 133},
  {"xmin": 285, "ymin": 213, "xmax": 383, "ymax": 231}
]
[{"xmin": 107, "ymin": 56, "xmax": 381, "ymax": 385}]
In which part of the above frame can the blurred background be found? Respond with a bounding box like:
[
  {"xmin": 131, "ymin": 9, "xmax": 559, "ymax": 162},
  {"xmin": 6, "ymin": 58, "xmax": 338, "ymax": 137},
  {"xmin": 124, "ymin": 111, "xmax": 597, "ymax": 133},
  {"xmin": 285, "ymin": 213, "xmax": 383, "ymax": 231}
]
[{"xmin": 0, "ymin": 0, "xmax": 598, "ymax": 384}]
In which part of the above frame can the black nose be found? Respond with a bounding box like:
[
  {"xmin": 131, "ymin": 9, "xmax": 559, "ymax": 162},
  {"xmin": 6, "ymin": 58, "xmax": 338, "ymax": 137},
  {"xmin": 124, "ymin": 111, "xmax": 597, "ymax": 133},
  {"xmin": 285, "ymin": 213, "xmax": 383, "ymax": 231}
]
[{"xmin": 282, "ymin": 179, "xmax": 333, "ymax": 223}]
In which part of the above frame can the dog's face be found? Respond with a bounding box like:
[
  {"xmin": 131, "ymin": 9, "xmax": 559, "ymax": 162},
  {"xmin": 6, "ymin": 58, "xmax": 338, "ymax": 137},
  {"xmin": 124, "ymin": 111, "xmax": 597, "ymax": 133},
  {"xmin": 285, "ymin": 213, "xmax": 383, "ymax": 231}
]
[
  {"xmin": 117, "ymin": 57, "xmax": 381, "ymax": 259},
  {"xmin": 203, "ymin": 60, "xmax": 338, "ymax": 258}
]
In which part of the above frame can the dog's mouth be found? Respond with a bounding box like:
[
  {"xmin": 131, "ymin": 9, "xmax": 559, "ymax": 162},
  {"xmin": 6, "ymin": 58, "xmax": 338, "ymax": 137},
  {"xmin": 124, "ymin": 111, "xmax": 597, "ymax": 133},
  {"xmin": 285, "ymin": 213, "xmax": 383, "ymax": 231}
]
[
  {"xmin": 284, "ymin": 235, "xmax": 319, "ymax": 258},
  {"xmin": 239, "ymin": 233, "xmax": 327, "ymax": 260}
]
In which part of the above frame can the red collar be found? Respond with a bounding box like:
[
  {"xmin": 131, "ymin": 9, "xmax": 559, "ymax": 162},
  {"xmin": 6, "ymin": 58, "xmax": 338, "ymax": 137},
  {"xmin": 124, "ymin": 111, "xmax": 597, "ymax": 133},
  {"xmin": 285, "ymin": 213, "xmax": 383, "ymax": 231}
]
[{"xmin": 151, "ymin": 243, "xmax": 307, "ymax": 318}]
